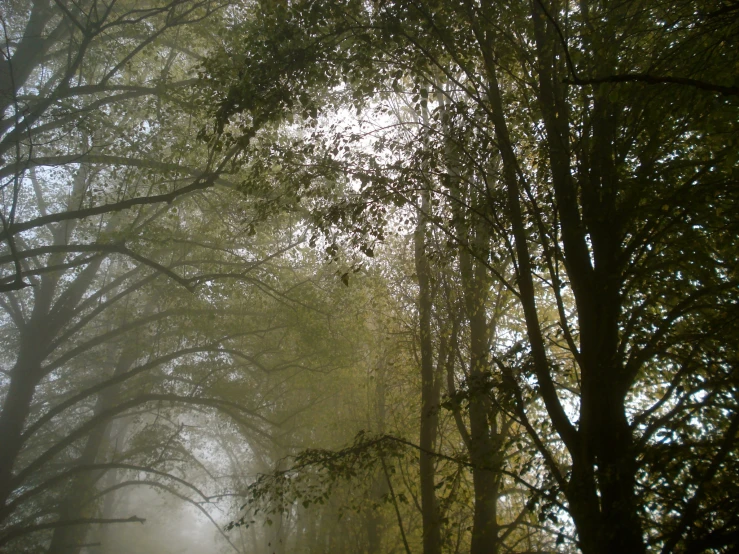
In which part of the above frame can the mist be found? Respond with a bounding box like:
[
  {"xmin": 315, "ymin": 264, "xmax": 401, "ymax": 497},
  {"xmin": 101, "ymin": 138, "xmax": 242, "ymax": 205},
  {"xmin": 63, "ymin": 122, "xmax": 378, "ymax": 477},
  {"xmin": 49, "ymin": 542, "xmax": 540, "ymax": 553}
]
[{"xmin": 1, "ymin": 1, "xmax": 737, "ymax": 553}]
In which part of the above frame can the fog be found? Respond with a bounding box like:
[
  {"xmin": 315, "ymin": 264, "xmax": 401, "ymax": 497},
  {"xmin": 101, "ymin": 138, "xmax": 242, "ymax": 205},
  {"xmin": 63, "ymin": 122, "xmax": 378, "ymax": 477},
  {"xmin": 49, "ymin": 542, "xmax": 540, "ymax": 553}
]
[
  {"xmin": 1, "ymin": 1, "xmax": 737, "ymax": 554},
  {"xmin": 96, "ymin": 487, "xmax": 233, "ymax": 554}
]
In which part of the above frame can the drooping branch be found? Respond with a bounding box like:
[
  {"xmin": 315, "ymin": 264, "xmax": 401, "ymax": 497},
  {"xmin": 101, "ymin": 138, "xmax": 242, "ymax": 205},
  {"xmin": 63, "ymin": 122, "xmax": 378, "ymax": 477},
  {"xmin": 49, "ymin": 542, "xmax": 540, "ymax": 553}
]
[
  {"xmin": 228, "ymin": 430, "xmax": 556, "ymax": 533},
  {"xmin": 0, "ymin": 253, "xmax": 104, "ymax": 286},
  {"xmin": 85, "ymin": 480, "xmax": 241, "ymax": 554},
  {"xmin": 13, "ymin": 393, "xmax": 276, "ymax": 491},
  {"xmin": 0, "ymin": 516, "xmax": 145, "ymax": 547},
  {"xmin": 0, "ymin": 144, "xmax": 242, "ymax": 241},
  {"xmin": 23, "ymin": 334, "xmax": 280, "ymax": 444},
  {"xmin": 6, "ymin": 462, "xmax": 210, "ymax": 517},
  {"xmin": 0, "ymin": 242, "xmax": 193, "ymax": 290}
]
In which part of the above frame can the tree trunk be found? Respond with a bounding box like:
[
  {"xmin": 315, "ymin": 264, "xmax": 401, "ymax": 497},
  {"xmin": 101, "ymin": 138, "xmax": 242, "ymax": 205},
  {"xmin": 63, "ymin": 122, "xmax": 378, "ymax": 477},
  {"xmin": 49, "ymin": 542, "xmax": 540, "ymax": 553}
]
[
  {"xmin": 459, "ymin": 215, "xmax": 500, "ymax": 554},
  {"xmin": 415, "ymin": 186, "xmax": 443, "ymax": 554},
  {"xmin": 0, "ymin": 163, "xmax": 105, "ymax": 527},
  {"xmin": 0, "ymin": 343, "xmax": 44, "ymax": 513},
  {"xmin": 367, "ymin": 354, "xmax": 389, "ymax": 554},
  {"xmin": 440, "ymin": 85, "xmax": 501, "ymax": 554},
  {"xmin": 527, "ymin": 4, "xmax": 647, "ymax": 551}
]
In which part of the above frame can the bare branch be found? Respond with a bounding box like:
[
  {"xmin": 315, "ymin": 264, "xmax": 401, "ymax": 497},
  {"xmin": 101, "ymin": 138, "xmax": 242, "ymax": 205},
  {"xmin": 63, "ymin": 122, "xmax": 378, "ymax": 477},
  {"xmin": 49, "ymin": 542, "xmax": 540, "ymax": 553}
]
[
  {"xmin": 0, "ymin": 516, "xmax": 144, "ymax": 547},
  {"xmin": 0, "ymin": 145, "xmax": 242, "ymax": 241}
]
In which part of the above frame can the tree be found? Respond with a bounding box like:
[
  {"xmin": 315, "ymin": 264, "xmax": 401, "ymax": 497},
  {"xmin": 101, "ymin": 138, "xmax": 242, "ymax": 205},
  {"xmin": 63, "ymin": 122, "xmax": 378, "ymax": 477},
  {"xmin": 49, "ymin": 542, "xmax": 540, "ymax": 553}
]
[
  {"xmin": 0, "ymin": 1, "xmax": 337, "ymax": 551},
  {"xmin": 208, "ymin": 1, "xmax": 739, "ymax": 552}
]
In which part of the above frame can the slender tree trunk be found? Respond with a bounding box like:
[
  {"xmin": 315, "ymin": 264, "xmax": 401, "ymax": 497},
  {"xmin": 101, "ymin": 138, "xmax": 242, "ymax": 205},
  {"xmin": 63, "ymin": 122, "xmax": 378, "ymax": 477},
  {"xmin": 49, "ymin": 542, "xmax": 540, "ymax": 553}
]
[
  {"xmin": 94, "ymin": 416, "xmax": 132, "ymax": 553},
  {"xmin": 415, "ymin": 186, "xmax": 442, "ymax": 554},
  {"xmin": 367, "ymin": 354, "xmax": 389, "ymax": 554},
  {"xmin": 440, "ymin": 84, "xmax": 501, "ymax": 553},
  {"xmin": 459, "ymin": 218, "xmax": 500, "ymax": 554}
]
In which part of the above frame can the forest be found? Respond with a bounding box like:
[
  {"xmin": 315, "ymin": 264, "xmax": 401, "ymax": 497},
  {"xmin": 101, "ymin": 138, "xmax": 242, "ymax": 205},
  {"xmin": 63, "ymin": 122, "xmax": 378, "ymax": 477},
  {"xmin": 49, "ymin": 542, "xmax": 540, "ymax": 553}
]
[{"xmin": 0, "ymin": 0, "xmax": 737, "ymax": 553}]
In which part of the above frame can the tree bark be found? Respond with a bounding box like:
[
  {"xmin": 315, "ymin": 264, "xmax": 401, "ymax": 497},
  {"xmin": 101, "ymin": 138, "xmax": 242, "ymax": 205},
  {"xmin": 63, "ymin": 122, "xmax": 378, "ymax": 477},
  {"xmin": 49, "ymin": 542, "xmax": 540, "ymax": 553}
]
[
  {"xmin": 415, "ymin": 186, "xmax": 443, "ymax": 554},
  {"xmin": 528, "ymin": 3, "xmax": 646, "ymax": 552},
  {"xmin": 457, "ymin": 205, "xmax": 500, "ymax": 554},
  {"xmin": 0, "ymin": 176, "xmax": 103, "ymax": 524},
  {"xmin": 0, "ymin": 340, "xmax": 44, "ymax": 513},
  {"xmin": 440, "ymin": 84, "xmax": 502, "ymax": 554},
  {"xmin": 367, "ymin": 354, "xmax": 389, "ymax": 554},
  {"xmin": 0, "ymin": 0, "xmax": 60, "ymax": 117}
]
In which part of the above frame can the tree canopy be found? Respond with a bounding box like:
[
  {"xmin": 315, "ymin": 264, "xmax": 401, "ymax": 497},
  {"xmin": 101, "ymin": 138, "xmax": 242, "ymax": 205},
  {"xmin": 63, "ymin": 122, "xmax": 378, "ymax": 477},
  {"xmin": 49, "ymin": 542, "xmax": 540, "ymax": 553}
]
[{"xmin": 1, "ymin": 0, "xmax": 738, "ymax": 553}]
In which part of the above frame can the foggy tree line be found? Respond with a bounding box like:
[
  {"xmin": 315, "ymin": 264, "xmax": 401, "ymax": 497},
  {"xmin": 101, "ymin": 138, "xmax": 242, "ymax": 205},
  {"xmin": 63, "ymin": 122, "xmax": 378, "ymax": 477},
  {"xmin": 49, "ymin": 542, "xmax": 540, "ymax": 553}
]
[{"xmin": 1, "ymin": 1, "xmax": 737, "ymax": 553}]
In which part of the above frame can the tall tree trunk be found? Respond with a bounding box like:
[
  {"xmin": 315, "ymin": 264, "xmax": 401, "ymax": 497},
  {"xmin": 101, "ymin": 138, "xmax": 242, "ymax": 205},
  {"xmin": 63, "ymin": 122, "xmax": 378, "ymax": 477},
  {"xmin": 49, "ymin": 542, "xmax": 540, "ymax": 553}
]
[
  {"xmin": 527, "ymin": 3, "xmax": 646, "ymax": 552},
  {"xmin": 415, "ymin": 186, "xmax": 442, "ymax": 554},
  {"xmin": 367, "ymin": 354, "xmax": 389, "ymax": 554},
  {"xmin": 458, "ymin": 209, "xmax": 500, "ymax": 554},
  {"xmin": 465, "ymin": 3, "xmax": 647, "ymax": 552},
  {"xmin": 440, "ymin": 84, "xmax": 501, "ymax": 553},
  {"xmin": 0, "ymin": 0, "xmax": 60, "ymax": 117},
  {"xmin": 464, "ymin": 258, "xmax": 501, "ymax": 554},
  {"xmin": 0, "ymin": 266, "xmax": 104, "ymax": 526},
  {"xmin": 0, "ymin": 340, "xmax": 44, "ymax": 514},
  {"xmin": 0, "ymin": 164, "xmax": 102, "ymax": 525}
]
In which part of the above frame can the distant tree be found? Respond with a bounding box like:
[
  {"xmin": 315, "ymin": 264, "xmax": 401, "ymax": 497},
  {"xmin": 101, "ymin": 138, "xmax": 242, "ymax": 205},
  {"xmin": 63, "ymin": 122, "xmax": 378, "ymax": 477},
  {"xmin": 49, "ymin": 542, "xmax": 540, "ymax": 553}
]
[{"xmin": 0, "ymin": 1, "xmax": 331, "ymax": 551}]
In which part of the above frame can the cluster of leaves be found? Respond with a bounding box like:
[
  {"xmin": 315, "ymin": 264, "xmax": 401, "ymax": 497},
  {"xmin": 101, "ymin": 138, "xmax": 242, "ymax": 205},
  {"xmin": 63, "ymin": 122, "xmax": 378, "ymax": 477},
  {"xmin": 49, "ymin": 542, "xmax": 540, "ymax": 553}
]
[{"xmin": 226, "ymin": 431, "xmax": 411, "ymax": 532}]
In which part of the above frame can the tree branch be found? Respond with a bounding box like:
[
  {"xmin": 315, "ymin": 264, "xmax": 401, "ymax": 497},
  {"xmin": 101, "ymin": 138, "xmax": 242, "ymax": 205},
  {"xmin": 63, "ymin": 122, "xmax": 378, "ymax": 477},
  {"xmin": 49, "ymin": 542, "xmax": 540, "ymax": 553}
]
[
  {"xmin": 0, "ymin": 144, "xmax": 242, "ymax": 241},
  {"xmin": 0, "ymin": 516, "xmax": 144, "ymax": 547}
]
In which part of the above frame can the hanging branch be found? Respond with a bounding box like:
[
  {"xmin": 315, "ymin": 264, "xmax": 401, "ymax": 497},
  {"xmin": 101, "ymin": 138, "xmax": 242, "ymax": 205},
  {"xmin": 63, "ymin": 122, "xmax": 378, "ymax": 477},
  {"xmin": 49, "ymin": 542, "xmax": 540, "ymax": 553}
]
[{"xmin": 380, "ymin": 455, "xmax": 412, "ymax": 554}]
